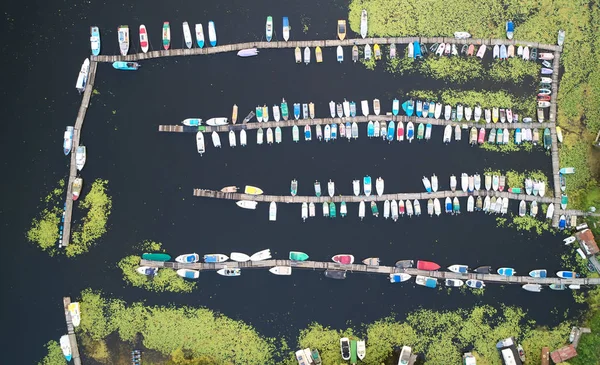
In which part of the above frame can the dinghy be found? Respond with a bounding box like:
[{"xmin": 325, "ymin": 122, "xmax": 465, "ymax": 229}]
[
  {"xmin": 416, "ymin": 275, "xmax": 438, "ymax": 288},
  {"xmin": 364, "ymin": 44, "xmax": 372, "ymax": 60},
  {"xmin": 431, "ymin": 174, "xmax": 438, "ymax": 192},
  {"xmin": 427, "ymin": 199, "xmax": 434, "ymax": 216},
  {"xmin": 228, "ymin": 130, "xmax": 236, "ymax": 147},
  {"xmin": 466, "ymin": 279, "xmax": 485, "ymax": 289},
  {"xmin": 376, "ymin": 177, "xmax": 384, "ymax": 196},
  {"xmin": 337, "ymin": 46, "xmax": 343, "ymax": 62},
  {"xmin": 476, "ymin": 44, "xmax": 486, "ymax": 58},
  {"xmin": 497, "ymin": 267, "xmax": 515, "ymax": 276},
  {"xmin": 269, "ymin": 201, "xmax": 277, "ymax": 221},
  {"xmin": 391, "ymin": 200, "xmax": 398, "ymax": 221},
  {"xmin": 208, "ymin": 21, "xmax": 217, "ymax": 46},
  {"xmin": 434, "ymin": 198, "xmax": 441, "ymax": 216},
  {"xmin": 448, "ymin": 264, "xmax": 468, "ymax": 274},
  {"xmin": 250, "ymin": 249, "xmax": 272, "ymax": 262},
  {"xmin": 361, "ymin": 100, "xmax": 369, "ymax": 116},
  {"xmin": 360, "ymin": 9, "xmax": 368, "ymax": 38},
  {"xmin": 211, "ymin": 131, "xmax": 221, "ymax": 148},
  {"xmin": 390, "ymin": 43, "xmax": 397, "ymax": 58},
  {"xmin": 461, "ymin": 173, "xmax": 468, "ymax": 193},
  {"xmin": 406, "ymin": 122, "xmax": 414, "ymax": 142},
  {"xmin": 446, "ymin": 279, "xmax": 464, "ymax": 287},
  {"xmin": 529, "ymin": 269, "xmax": 547, "ymax": 278},
  {"xmin": 60, "ymin": 335, "xmax": 72, "ymax": 361},
  {"xmin": 240, "ymin": 129, "xmax": 247, "ymax": 146},
  {"xmin": 414, "ymin": 200, "xmax": 421, "ymax": 216},
  {"xmin": 434, "ymin": 103, "xmax": 442, "ymax": 119},
  {"xmin": 383, "ymin": 200, "xmax": 390, "ymax": 219},
  {"xmin": 237, "ymin": 48, "xmax": 258, "ymax": 57},
  {"xmin": 389, "ymin": 273, "xmax": 412, "ymax": 283},
  {"xmin": 301, "ymin": 203, "xmax": 308, "ymax": 221},
  {"xmin": 295, "ymin": 47, "xmax": 301, "ymax": 63},
  {"xmin": 304, "ymin": 125, "xmax": 311, "ymax": 141}
]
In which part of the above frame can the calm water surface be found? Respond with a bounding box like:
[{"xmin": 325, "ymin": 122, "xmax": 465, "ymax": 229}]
[{"xmin": 1, "ymin": 0, "xmax": 579, "ymax": 363}]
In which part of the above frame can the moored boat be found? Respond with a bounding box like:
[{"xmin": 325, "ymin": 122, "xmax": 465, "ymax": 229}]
[
  {"xmin": 204, "ymin": 254, "xmax": 229, "ymax": 263},
  {"xmin": 161, "ymin": 22, "xmax": 170, "ymax": 50},
  {"xmin": 118, "ymin": 25, "xmax": 129, "ymax": 55},
  {"xmin": 182, "ymin": 22, "xmax": 192, "ymax": 48},
  {"xmin": 177, "ymin": 269, "xmax": 199, "ymax": 279},
  {"xmin": 250, "ymin": 249, "xmax": 272, "ymax": 261},
  {"xmin": 60, "ymin": 335, "xmax": 72, "ymax": 361},
  {"xmin": 389, "ymin": 273, "xmax": 412, "ymax": 283},
  {"xmin": 466, "ymin": 279, "xmax": 485, "ymax": 289},
  {"xmin": 529, "ymin": 269, "xmax": 547, "ymax": 278},
  {"xmin": 76, "ymin": 58, "xmax": 90, "ymax": 93},
  {"xmin": 217, "ymin": 267, "xmax": 241, "ymax": 277},
  {"xmin": 175, "ymin": 253, "xmax": 200, "ymax": 263},
  {"xmin": 75, "ymin": 145, "xmax": 86, "ymax": 171},
  {"xmin": 445, "ymin": 279, "xmax": 464, "ymax": 287},
  {"xmin": 497, "ymin": 267, "xmax": 516, "ymax": 276},
  {"xmin": 282, "ymin": 17, "xmax": 290, "ymax": 41},
  {"xmin": 332, "ymin": 254, "xmax": 354, "ymax": 265},
  {"xmin": 522, "ymin": 284, "xmax": 542, "ymax": 292},
  {"xmin": 195, "ymin": 23, "xmax": 204, "ymax": 48},
  {"xmin": 90, "ymin": 26, "xmax": 101, "ymax": 55},
  {"xmin": 269, "ymin": 266, "xmax": 292, "ymax": 275},
  {"xmin": 448, "ymin": 264, "xmax": 468, "ymax": 273},
  {"xmin": 72, "ymin": 177, "xmax": 83, "ymax": 200},
  {"xmin": 415, "ymin": 275, "xmax": 438, "ymax": 288},
  {"xmin": 337, "ymin": 20, "xmax": 346, "ymax": 40},
  {"xmin": 416, "ymin": 260, "xmax": 440, "ymax": 270},
  {"xmin": 208, "ymin": 21, "xmax": 217, "ymax": 46}
]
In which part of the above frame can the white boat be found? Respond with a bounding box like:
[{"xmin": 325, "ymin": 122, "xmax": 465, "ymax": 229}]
[
  {"xmin": 443, "ymin": 125, "xmax": 452, "ymax": 143},
  {"xmin": 546, "ymin": 203, "xmax": 554, "ymax": 219},
  {"xmin": 177, "ymin": 269, "xmax": 199, "ymax": 279},
  {"xmin": 465, "ymin": 106, "xmax": 472, "ymax": 121},
  {"xmin": 431, "ymin": 174, "xmax": 438, "ymax": 192},
  {"xmin": 434, "ymin": 198, "xmax": 441, "ymax": 216},
  {"xmin": 359, "ymin": 201, "xmax": 365, "ymax": 220},
  {"xmin": 283, "ymin": 17, "xmax": 290, "ymax": 41},
  {"xmin": 454, "ymin": 31, "xmax": 471, "ymax": 39},
  {"xmin": 182, "ymin": 22, "xmax": 192, "ymax": 48},
  {"xmin": 434, "ymin": 103, "xmax": 442, "ymax": 119},
  {"xmin": 329, "ymin": 101, "xmax": 336, "ymax": 118},
  {"xmin": 309, "ymin": 202, "xmax": 316, "ymax": 217},
  {"xmin": 250, "ymin": 249, "xmax": 272, "ymax": 261},
  {"xmin": 236, "ymin": 200, "xmax": 257, "ymax": 210},
  {"xmin": 337, "ymin": 45, "xmax": 343, "ymax": 62},
  {"xmin": 75, "ymin": 58, "xmax": 90, "ymax": 93},
  {"xmin": 357, "ymin": 340, "xmax": 366, "ymax": 360},
  {"xmin": 195, "ymin": 24, "xmax": 204, "ymax": 48},
  {"xmin": 343, "ymin": 99, "xmax": 351, "ymax": 118},
  {"xmin": 203, "ymin": 254, "xmax": 228, "ymax": 263},
  {"xmin": 269, "ymin": 266, "xmax": 292, "ymax": 275},
  {"xmin": 266, "ymin": 127, "xmax": 274, "ymax": 144},
  {"xmin": 237, "ymin": 48, "xmax": 259, "ymax": 57},
  {"xmin": 208, "ymin": 21, "xmax": 217, "ymax": 46},
  {"xmin": 445, "ymin": 279, "xmax": 464, "ymax": 287},
  {"xmin": 522, "ymin": 284, "xmax": 542, "ymax": 293},
  {"xmin": 228, "ymin": 130, "xmax": 236, "ymax": 147},
  {"xmin": 360, "ymin": 9, "xmax": 368, "ymax": 38},
  {"xmin": 376, "ymin": 177, "xmax": 384, "ymax": 196},
  {"xmin": 60, "ymin": 335, "xmax": 72, "ymax": 362},
  {"xmin": 361, "ymin": 99, "xmax": 370, "ymax": 116},
  {"xmin": 422, "ymin": 176, "xmax": 431, "ymax": 192},
  {"xmin": 328, "ymin": 180, "xmax": 335, "ymax": 197},
  {"xmin": 474, "ymin": 174, "xmax": 481, "ymax": 190},
  {"xmin": 467, "ymin": 196, "xmax": 474, "ymax": 212},
  {"xmin": 269, "ymin": 201, "xmax": 277, "ymax": 221},
  {"xmin": 75, "ymin": 146, "xmax": 86, "ymax": 171},
  {"xmin": 175, "ymin": 253, "xmax": 200, "ymax": 263},
  {"xmin": 240, "ymin": 130, "xmax": 247, "ymax": 146},
  {"xmin": 391, "ymin": 200, "xmax": 398, "ymax": 221},
  {"xmin": 257, "ymin": 128, "xmax": 264, "ymax": 145},
  {"xmin": 137, "ymin": 266, "xmax": 158, "ymax": 276},
  {"xmin": 211, "ymin": 131, "xmax": 221, "ymax": 148},
  {"xmin": 474, "ymin": 105, "xmax": 482, "ymax": 122},
  {"xmin": 67, "ymin": 302, "xmax": 80, "ymax": 327},
  {"xmin": 230, "ymin": 252, "xmax": 250, "ymax": 262},
  {"xmin": 373, "ymin": 99, "xmax": 380, "ymax": 115},
  {"xmin": 304, "ymin": 47, "xmax": 311, "ymax": 64},
  {"xmin": 373, "ymin": 121, "xmax": 380, "ymax": 137},
  {"xmin": 206, "ymin": 117, "xmax": 228, "ymax": 126},
  {"xmin": 461, "ymin": 173, "xmax": 468, "ymax": 192},
  {"xmin": 384, "ymin": 200, "xmax": 390, "ymax": 219},
  {"xmin": 217, "ymin": 267, "xmax": 241, "ymax": 277},
  {"xmin": 353, "ymin": 180, "xmax": 360, "ymax": 196},
  {"xmin": 302, "ymin": 202, "xmax": 308, "ymax": 221},
  {"xmin": 117, "ymin": 25, "xmax": 129, "ymax": 56},
  {"xmin": 444, "ymin": 105, "xmax": 451, "ymax": 120}
]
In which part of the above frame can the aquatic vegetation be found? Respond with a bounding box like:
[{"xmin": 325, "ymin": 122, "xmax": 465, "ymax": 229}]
[
  {"xmin": 118, "ymin": 241, "xmax": 196, "ymax": 293},
  {"xmin": 420, "ymin": 57, "xmax": 484, "ymax": 84},
  {"xmin": 559, "ymin": 140, "xmax": 595, "ymax": 209},
  {"xmin": 27, "ymin": 179, "xmax": 65, "ymax": 255},
  {"xmin": 508, "ymin": 214, "xmax": 553, "ymax": 235},
  {"xmin": 37, "ymin": 340, "xmax": 66, "ymax": 365},
  {"xmin": 67, "ymin": 179, "xmax": 112, "ymax": 257},
  {"xmin": 296, "ymin": 324, "xmax": 354, "ymax": 365},
  {"xmin": 78, "ymin": 289, "xmax": 276, "ymax": 365},
  {"xmin": 488, "ymin": 57, "xmax": 540, "ymax": 84},
  {"xmin": 505, "ymin": 170, "xmax": 549, "ymax": 190}
]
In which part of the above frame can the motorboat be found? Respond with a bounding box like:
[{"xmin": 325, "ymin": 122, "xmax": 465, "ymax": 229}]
[
  {"xmin": 195, "ymin": 23, "xmax": 204, "ymax": 48},
  {"xmin": 416, "ymin": 260, "xmax": 440, "ymax": 270},
  {"xmin": 466, "ymin": 279, "xmax": 485, "ymax": 289},
  {"xmin": 217, "ymin": 267, "xmax": 241, "ymax": 277},
  {"xmin": 182, "ymin": 22, "xmax": 192, "ymax": 48},
  {"xmin": 340, "ymin": 338, "xmax": 350, "ymax": 360},
  {"xmin": 203, "ymin": 254, "xmax": 229, "ymax": 263},
  {"xmin": 118, "ymin": 25, "xmax": 129, "ymax": 55},
  {"xmin": 360, "ymin": 9, "xmax": 368, "ymax": 38},
  {"xmin": 269, "ymin": 266, "xmax": 292, "ymax": 276},
  {"xmin": 415, "ymin": 275, "xmax": 438, "ymax": 288},
  {"xmin": 177, "ymin": 269, "xmax": 199, "ymax": 279},
  {"xmin": 230, "ymin": 252, "xmax": 251, "ymax": 262},
  {"xmin": 282, "ymin": 17, "xmax": 290, "ymax": 41},
  {"xmin": 208, "ymin": 21, "xmax": 217, "ymax": 46},
  {"xmin": 236, "ymin": 200, "xmax": 257, "ymax": 210},
  {"xmin": 60, "ymin": 335, "xmax": 72, "ymax": 362},
  {"xmin": 448, "ymin": 264, "xmax": 468, "ymax": 273},
  {"xmin": 389, "ymin": 273, "xmax": 412, "ymax": 283},
  {"xmin": 162, "ymin": 22, "xmax": 170, "ymax": 50},
  {"xmin": 265, "ymin": 16, "xmax": 273, "ymax": 42},
  {"xmin": 75, "ymin": 58, "xmax": 90, "ymax": 93},
  {"xmin": 90, "ymin": 26, "xmax": 101, "ymax": 55},
  {"xmin": 175, "ymin": 253, "xmax": 200, "ymax": 263}
]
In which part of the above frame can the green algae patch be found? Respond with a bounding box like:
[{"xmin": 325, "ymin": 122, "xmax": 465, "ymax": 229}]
[
  {"xmin": 488, "ymin": 57, "xmax": 541, "ymax": 84},
  {"xmin": 37, "ymin": 340, "xmax": 67, "ymax": 365},
  {"xmin": 27, "ymin": 179, "xmax": 65, "ymax": 255},
  {"xmin": 67, "ymin": 179, "xmax": 112, "ymax": 257},
  {"xmin": 78, "ymin": 289, "xmax": 275, "ymax": 365},
  {"xmin": 118, "ymin": 241, "xmax": 196, "ymax": 293}
]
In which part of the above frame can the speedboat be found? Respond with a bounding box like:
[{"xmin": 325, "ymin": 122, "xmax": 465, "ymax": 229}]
[
  {"xmin": 204, "ymin": 254, "xmax": 229, "ymax": 263},
  {"xmin": 136, "ymin": 266, "xmax": 158, "ymax": 276},
  {"xmin": 72, "ymin": 177, "xmax": 83, "ymax": 200},
  {"xmin": 376, "ymin": 177, "xmax": 384, "ymax": 196},
  {"xmin": 75, "ymin": 58, "xmax": 90, "ymax": 93},
  {"xmin": 237, "ymin": 48, "xmax": 259, "ymax": 57},
  {"xmin": 177, "ymin": 269, "xmax": 199, "ymax": 279},
  {"xmin": 75, "ymin": 146, "xmax": 86, "ymax": 171},
  {"xmin": 529, "ymin": 269, "xmax": 547, "ymax": 278},
  {"xmin": 360, "ymin": 9, "xmax": 368, "ymax": 38},
  {"xmin": 206, "ymin": 117, "xmax": 228, "ymax": 126},
  {"xmin": 60, "ymin": 335, "xmax": 72, "ymax": 362},
  {"xmin": 175, "ymin": 253, "xmax": 200, "ymax": 263},
  {"xmin": 112, "ymin": 61, "xmax": 140, "ymax": 70},
  {"xmin": 415, "ymin": 275, "xmax": 438, "ymax": 288},
  {"xmin": 448, "ymin": 264, "xmax": 468, "ymax": 273},
  {"xmin": 217, "ymin": 267, "xmax": 241, "ymax": 277},
  {"xmin": 195, "ymin": 23, "xmax": 204, "ymax": 48},
  {"xmin": 389, "ymin": 273, "xmax": 411, "ymax": 283},
  {"xmin": 466, "ymin": 279, "xmax": 485, "ymax": 289},
  {"xmin": 422, "ymin": 176, "xmax": 432, "ymax": 193},
  {"xmin": 63, "ymin": 126, "xmax": 74, "ymax": 155},
  {"xmin": 445, "ymin": 279, "xmax": 464, "ymax": 287},
  {"xmin": 557, "ymin": 271, "xmax": 578, "ymax": 279},
  {"xmin": 497, "ymin": 267, "xmax": 516, "ymax": 276},
  {"xmin": 269, "ymin": 266, "xmax": 292, "ymax": 276},
  {"xmin": 118, "ymin": 25, "xmax": 129, "ymax": 55},
  {"xmin": 236, "ymin": 200, "xmax": 257, "ymax": 210}
]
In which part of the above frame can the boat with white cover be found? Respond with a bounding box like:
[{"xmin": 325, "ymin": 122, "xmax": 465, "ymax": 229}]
[
  {"xmin": 376, "ymin": 177, "xmax": 384, "ymax": 196},
  {"xmin": 230, "ymin": 252, "xmax": 250, "ymax": 262},
  {"xmin": 269, "ymin": 266, "xmax": 292, "ymax": 275},
  {"xmin": 250, "ymin": 249, "xmax": 272, "ymax": 261}
]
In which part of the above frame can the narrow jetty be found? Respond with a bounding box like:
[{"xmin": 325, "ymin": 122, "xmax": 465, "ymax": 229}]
[
  {"xmin": 62, "ymin": 60, "xmax": 98, "ymax": 247},
  {"xmin": 549, "ymin": 50, "xmax": 562, "ymax": 225},
  {"xmin": 193, "ymin": 188, "xmax": 557, "ymax": 205},
  {"xmin": 93, "ymin": 37, "xmax": 561, "ymax": 63},
  {"xmin": 63, "ymin": 297, "xmax": 82, "ymax": 365},
  {"xmin": 140, "ymin": 259, "xmax": 600, "ymax": 286},
  {"xmin": 159, "ymin": 114, "xmax": 547, "ymax": 133}
]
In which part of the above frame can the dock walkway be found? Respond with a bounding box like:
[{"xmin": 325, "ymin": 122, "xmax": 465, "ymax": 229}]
[
  {"xmin": 62, "ymin": 60, "xmax": 98, "ymax": 247},
  {"xmin": 93, "ymin": 37, "xmax": 561, "ymax": 63},
  {"xmin": 140, "ymin": 259, "xmax": 600, "ymax": 286},
  {"xmin": 63, "ymin": 297, "xmax": 82, "ymax": 365}
]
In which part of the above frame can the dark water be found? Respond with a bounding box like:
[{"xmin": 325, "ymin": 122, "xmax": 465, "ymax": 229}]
[{"xmin": 1, "ymin": 1, "xmax": 580, "ymax": 363}]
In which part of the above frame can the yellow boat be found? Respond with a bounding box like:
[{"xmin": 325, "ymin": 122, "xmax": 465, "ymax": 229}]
[
  {"xmin": 244, "ymin": 185, "xmax": 264, "ymax": 195},
  {"xmin": 232, "ymin": 104, "xmax": 238, "ymax": 124},
  {"xmin": 337, "ymin": 20, "xmax": 346, "ymax": 40},
  {"xmin": 316, "ymin": 46, "xmax": 323, "ymax": 63},
  {"xmin": 295, "ymin": 46, "xmax": 301, "ymax": 63},
  {"xmin": 374, "ymin": 44, "xmax": 381, "ymax": 60},
  {"xmin": 556, "ymin": 126, "xmax": 563, "ymax": 142}
]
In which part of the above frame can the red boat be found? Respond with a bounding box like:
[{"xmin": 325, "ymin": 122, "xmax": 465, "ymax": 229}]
[
  {"xmin": 477, "ymin": 128, "xmax": 485, "ymax": 144},
  {"xmin": 332, "ymin": 254, "xmax": 354, "ymax": 265},
  {"xmin": 417, "ymin": 260, "xmax": 441, "ymax": 271},
  {"xmin": 397, "ymin": 123, "xmax": 404, "ymax": 140},
  {"xmin": 537, "ymin": 95, "xmax": 551, "ymax": 101}
]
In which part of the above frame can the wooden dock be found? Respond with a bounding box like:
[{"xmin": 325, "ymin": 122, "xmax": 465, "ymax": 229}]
[
  {"xmin": 193, "ymin": 188, "xmax": 557, "ymax": 205},
  {"xmin": 93, "ymin": 37, "xmax": 561, "ymax": 63},
  {"xmin": 63, "ymin": 297, "xmax": 82, "ymax": 365},
  {"xmin": 549, "ymin": 50, "xmax": 562, "ymax": 226},
  {"xmin": 62, "ymin": 60, "xmax": 98, "ymax": 247},
  {"xmin": 140, "ymin": 259, "xmax": 600, "ymax": 286},
  {"xmin": 159, "ymin": 114, "xmax": 548, "ymax": 134}
]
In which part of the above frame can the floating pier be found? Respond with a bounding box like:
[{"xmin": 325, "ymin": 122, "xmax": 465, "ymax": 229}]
[
  {"xmin": 62, "ymin": 60, "xmax": 98, "ymax": 247},
  {"xmin": 140, "ymin": 259, "xmax": 600, "ymax": 286},
  {"xmin": 93, "ymin": 37, "xmax": 561, "ymax": 63},
  {"xmin": 63, "ymin": 297, "xmax": 82, "ymax": 365},
  {"xmin": 159, "ymin": 114, "xmax": 548, "ymax": 133}
]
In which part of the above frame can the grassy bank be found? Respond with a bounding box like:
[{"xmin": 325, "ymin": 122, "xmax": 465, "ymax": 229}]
[
  {"xmin": 117, "ymin": 241, "xmax": 196, "ymax": 293},
  {"xmin": 39, "ymin": 289, "xmax": 600, "ymax": 365}
]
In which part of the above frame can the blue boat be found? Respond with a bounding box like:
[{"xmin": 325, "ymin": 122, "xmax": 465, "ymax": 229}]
[
  {"xmin": 90, "ymin": 26, "xmax": 101, "ymax": 56},
  {"xmin": 387, "ymin": 121, "xmax": 395, "ymax": 141},
  {"xmin": 415, "ymin": 100, "xmax": 422, "ymax": 117},
  {"xmin": 345, "ymin": 121, "xmax": 351, "ymax": 136},
  {"xmin": 466, "ymin": 279, "xmax": 485, "ymax": 289},
  {"xmin": 413, "ymin": 41, "xmax": 422, "ymax": 58},
  {"xmin": 63, "ymin": 126, "xmax": 74, "ymax": 155},
  {"xmin": 392, "ymin": 98, "xmax": 399, "ymax": 116},
  {"xmin": 402, "ymin": 100, "xmax": 414, "ymax": 116},
  {"xmin": 422, "ymin": 101, "xmax": 429, "ymax": 117},
  {"xmin": 367, "ymin": 121, "xmax": 374, "ymax": 137},
  {"xmin": 364, "ymin": 176, "xmax": 372, "ymax": 196},
  {"xmin": 529, "ymin": 269, "xmax": 547, "ymax": 278},
  {"xmin": 350, "ymin": 101, "xmax": 356, "ymax": 117},
  {"xmin": 112, "ymin": 61, "xmax": 140, "ymax": 70},
  {"xmin": 293, "ymin": 103, "xmax": 301, "ymax": 120},
  {"xmin": 445, "ymin": 198, "xmax": 452, "ymax": 213},
  {"xmin": 305, "ymin": 125, "xmax": 311, "ymax": 140},
  {"xmin": 515, "ymin": 128, "xmax": 521, "ymax": 144},
  {"xmin": 558, "ymin": 215, "xmax": 566, "ymax": 230},
  {"xmin": 497, "ymin": 267, "xmax": 515, "ymax": 276},
  {"xmin": 331, "ymin": 124, "xmax": 337, "ymax": 139},
  {"xmin": 557, "ymin": 270, "xmax": 578, "ymax": 279},
  {"xmin": 416, "ymin": 275, "xmax": 438, "ymax": 288},
  {"xmin": 406, "ymin": 122, "xmax": 414, "ymax": 140},
  {"xmin": 506, "ymin": 20, "xmax": 515, "ymax": 39}
]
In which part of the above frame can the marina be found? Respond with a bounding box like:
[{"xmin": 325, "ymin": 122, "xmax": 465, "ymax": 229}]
[{"xmin": 139, "ymin": 259, "xmax": 600, "ymax": 286}]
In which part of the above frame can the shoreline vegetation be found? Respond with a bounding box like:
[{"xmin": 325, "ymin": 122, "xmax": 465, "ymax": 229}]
[
  {"xmin": 27, "ymin": 178, "xmax": 112, "ymax": 257},
  {"xmin": 118, "ymin": 241, "xmax": 196, "ymax": 293},
  {"xmin": 349, "ymin": 0, "xmax": 600, "ymax": 210},
  {"xmin": 38, "ymin": 289, "xmax": 600, "ymax": 365}
]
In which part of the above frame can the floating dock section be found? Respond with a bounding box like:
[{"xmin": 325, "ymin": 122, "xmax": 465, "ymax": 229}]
[
  {"xmin": 140, "ymin": 259, "xmax": 600, "ymax": 286},
  {"xmin": 63, "ymin": 297, "xmax": 82, "ymax": 365}
]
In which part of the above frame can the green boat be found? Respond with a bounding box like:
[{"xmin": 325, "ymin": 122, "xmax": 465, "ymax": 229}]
[
  {"xmin": 256, "ymin": 106, "xmax": 263, "ymax": 121},
  {"xmin": 351, "ymin": 340, "xmax": 358, "ymax": 364},
  {"xmin": 371, "ymin": 201, "xmax": 379, "ymax": 217},
  {"xmin": 453, "ymin": 197, "xmax": 460, "ymax": 213},
  {"xmin": 451, "ymin": 108, "xmax": 457, "ymax": 121},
  {"xmin": 496, "ymin": 128, "xmax": 503, "ymax": 144},
  {"xmin": 417, "ymin": 123, "xmax": 425, "ymax": 139},
  {"xmin": 281, "ymin": 99, "xmax": 289, "ymax": 120},
  {"xmin": 289, "ymin": 251, "xmax": 309, "ymax": 261},
  {"xmin": 142, "ymin": 253, "xmax": 171, "ymax": 262},
  {"xmin": 311, "ymin": 349, "xmax": 322, "ymax": 365},
  {"xmin": 511, "ymin": 187, "xmax": 522, "ymax": 193},
  {"xmin": 543, "ymin": 128, "xmax": 551, "ymax": 150},
  {"xmin": 197, "ymin": 125, "xmax": 206, "ymax": 132},
  {"xmin": 341, "ymin": 201, "xmax": 347, "ymax": 217},
  {"xmin": 561, "ymin": 194, "xmax": 568, "ymax": 209},
  {"xmin": 329, "ymin": 202, "xmax": 336, "ymax": 218}
]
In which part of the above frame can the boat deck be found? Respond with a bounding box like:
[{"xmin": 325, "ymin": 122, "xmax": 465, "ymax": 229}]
[
  {"xmin": 62, "ymin": 60, "xmax": 98, "ymax": 247},
  {"xmin": 63, "ymin": 297, "xmax": 82, "ymax": 365},
  {"xmin": 140, "ymin": 259, "xmax": 600, "ymax": 286},
  {"xmin": 93, "ymin": 36, "xmax": 561, "ymax": 62}
]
